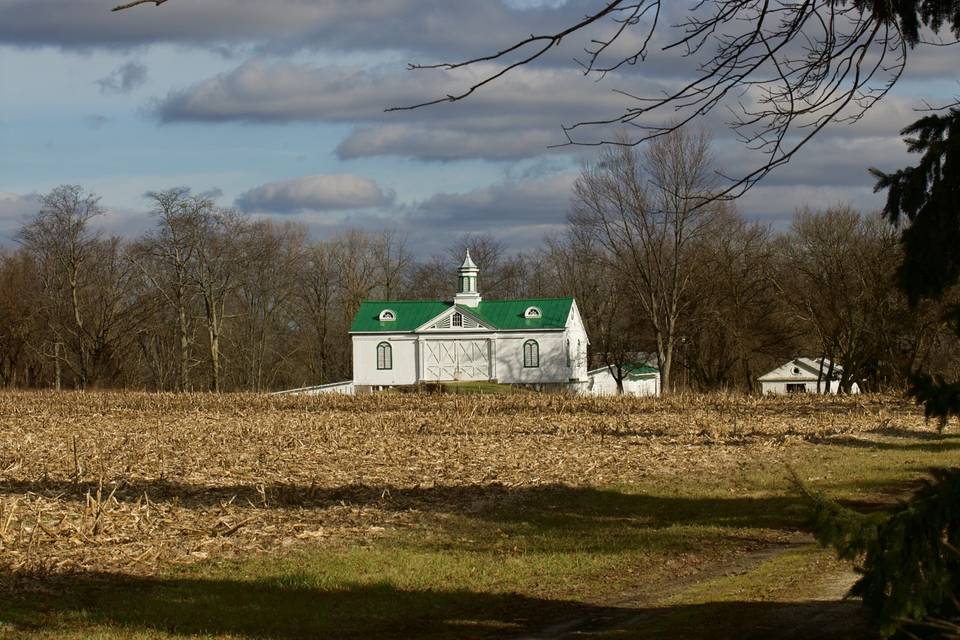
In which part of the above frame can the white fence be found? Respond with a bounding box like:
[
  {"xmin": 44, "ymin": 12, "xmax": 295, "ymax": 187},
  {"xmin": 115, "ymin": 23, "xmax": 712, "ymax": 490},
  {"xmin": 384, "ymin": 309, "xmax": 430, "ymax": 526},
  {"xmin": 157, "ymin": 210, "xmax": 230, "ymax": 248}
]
[{"xmin": 271, "ymin": 380, "xmax": 355, "ymax": 396}]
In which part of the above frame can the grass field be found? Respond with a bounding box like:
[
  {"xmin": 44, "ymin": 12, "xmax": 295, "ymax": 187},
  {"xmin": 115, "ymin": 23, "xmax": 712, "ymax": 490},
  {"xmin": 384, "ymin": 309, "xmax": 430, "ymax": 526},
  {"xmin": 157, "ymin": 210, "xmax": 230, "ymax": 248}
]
[{"xmin": 0, "ymin": 391, "xmax": 956, "ymax": 639}]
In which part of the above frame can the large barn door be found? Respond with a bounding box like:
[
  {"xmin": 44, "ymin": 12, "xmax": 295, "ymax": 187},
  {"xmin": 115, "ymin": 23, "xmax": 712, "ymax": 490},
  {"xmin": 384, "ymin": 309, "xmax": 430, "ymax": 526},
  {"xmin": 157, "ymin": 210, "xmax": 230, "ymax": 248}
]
[
  {"xmin": 423, "ymin": 340, "xmax": 490, "ymax": 381},
  {"xmin": 456, "ymin": 341, "xmax": 489, "ymax": 380},
  {"xmin": 425, "ymin": 341, "xmax": 458, "ymax": 380}
]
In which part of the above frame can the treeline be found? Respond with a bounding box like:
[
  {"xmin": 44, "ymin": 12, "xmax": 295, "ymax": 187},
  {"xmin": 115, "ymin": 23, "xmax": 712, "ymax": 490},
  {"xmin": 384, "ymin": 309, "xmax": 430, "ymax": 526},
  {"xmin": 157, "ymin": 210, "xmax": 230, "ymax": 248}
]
[
  {"xmin": 0, "ymin": 185, "xmax": 552, "ymax": 392},
  {"xmin": 561, "ymin": 129, "xmax": 959, "ymax": 394},
  {"xmin": 1, "ymin": 142, "xmax": 957, "ymax": 392}
]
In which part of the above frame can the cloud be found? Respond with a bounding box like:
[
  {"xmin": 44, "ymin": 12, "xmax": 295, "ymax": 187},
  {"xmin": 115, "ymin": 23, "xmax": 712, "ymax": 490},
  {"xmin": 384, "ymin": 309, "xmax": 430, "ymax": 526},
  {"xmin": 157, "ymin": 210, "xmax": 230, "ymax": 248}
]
[
  {"xmin": 738, "ymin": 184, "xmax": 883, "ymax": 229},
  {"xmin": 197, "ymin": 187, "xmax": 224, "ymax": 200},
  {"xmin": 234, "ymin": 171, "xmax": 577, "ymax": 253},
  {"xmin": 149, "ymin": 49, "xmax": 939, "ymax": 166},
  {"xmin": 0, "ymin": 192, "xmax": 41, "ymax": 242},
  {"xmin": 153, "ymin": 60, "xmax": 626, "ymax": 126},
  {"xmin": 236, "ymin": 174, "xmax": 395, "ymax": 213},
  {"xmin": 0, "ymin": 191, "xmax": 152, "ymax": 243},
  {"xmin": 335, "ymin": 125, "xmax": 564, "ymax": 162},
  {"xmin": 416, "ymin": 172, "xmax": 575, "ymax": 227},
  {"xmin": 0, "ymin": 0, "xmax": 598, "ymax": 55},
  {"xmin": 84, "ymin": 114, "xmax": 111, "ymax": 129},
  {"xmin": 715, "ymin": 134, "xmax": 909, "ymax": 191},
  {"xmin": 151, "ymin": 60, "xmax": 632, "ymax": 160},
  {"xmin": 96, "ymin": 61, "xmax": 148, "ymax": 94}
]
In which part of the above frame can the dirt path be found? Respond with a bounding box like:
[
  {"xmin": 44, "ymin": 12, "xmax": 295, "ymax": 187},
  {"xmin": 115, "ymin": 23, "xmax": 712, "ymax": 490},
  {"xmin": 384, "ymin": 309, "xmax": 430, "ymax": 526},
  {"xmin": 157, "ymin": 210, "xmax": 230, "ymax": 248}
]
[{"xmin": 511, "ymin": 544, "xmax": 870, "ymax": 640}]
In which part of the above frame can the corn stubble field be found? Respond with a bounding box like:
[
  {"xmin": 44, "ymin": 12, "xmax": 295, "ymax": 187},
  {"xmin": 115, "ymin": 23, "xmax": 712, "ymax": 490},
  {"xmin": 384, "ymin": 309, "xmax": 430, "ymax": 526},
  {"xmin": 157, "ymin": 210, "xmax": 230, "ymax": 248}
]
[
  {"xmin": 0, "ymin": 391, "xmax": 928, "ymax": 577},
  {"xmin": 0, "ymin": 391, "xmax": 952, "ymax": 638}
]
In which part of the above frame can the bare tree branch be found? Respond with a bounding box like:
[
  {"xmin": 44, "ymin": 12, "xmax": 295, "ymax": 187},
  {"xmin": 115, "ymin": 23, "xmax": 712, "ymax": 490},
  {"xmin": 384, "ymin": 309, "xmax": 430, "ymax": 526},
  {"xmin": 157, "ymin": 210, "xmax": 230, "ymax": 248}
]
[
  {"xmin": 106, "ymin": 0, "xmax": 960, "ymax": 203},
  {"xmin": 112, "ymin": 0, "xmax": 168, "ymax": 12},
  {"xmin": 386, "ymin": 1, "xmax": 959, "ymax": 202}
]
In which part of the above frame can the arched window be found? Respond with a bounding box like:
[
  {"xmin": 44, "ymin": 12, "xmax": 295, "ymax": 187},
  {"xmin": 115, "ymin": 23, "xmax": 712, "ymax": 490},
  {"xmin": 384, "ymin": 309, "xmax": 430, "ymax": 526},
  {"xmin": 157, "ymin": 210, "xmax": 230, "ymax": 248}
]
[
  {"xmin": 376, "ymin": 342, "xmax": 392, "ymax": 370},
  {"xmin": 523, "ymin": 340, "xmax": 539, "ymax": 368},
  {"xmin": 379, "ymin": 309, "xmax": 396, "ymax": 322},
  {"xmin": 452, "ymin": 312, "xmax": 463, "ymax": 328},
  {"xmin": 524, "ymin": 306, "xmax": 542, "ymax": 319}
]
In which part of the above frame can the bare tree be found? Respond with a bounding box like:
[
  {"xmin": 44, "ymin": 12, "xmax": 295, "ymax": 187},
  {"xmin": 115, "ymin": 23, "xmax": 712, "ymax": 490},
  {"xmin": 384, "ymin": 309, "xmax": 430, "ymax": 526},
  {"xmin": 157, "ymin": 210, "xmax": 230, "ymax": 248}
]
[
  {"xmin": 0, "ymin": 249, "xmax": 44, "ymax": 387},
  {"xmin": 775, "ymin": 205, "xmax": 901, "ymax": 392},
  {"xmin": 86, "ymin": 237, "xmax": 141, "ymax": 384},
  {"xmin": 406, "ymin": 255, "xmax": 451, "ymax": 300},
  {"xmin": 192, "ymin": 208, "xmax": 247, "ymax": 392},
  {"xmin": 129, "ymin": 188, "xmax": 209, "ymax": 390},
  {"xmin": 233, "ymin": 220, "xmax": 307, "ymax": 392},
  {"xmin": 333, "ymin": 230, "xmax": 381, "ymax": 314},
  {"xmin": 296, "ymin": 240, "xmax": 340, "ymax": 384},
  {"xmin": 544, "ymin": 230, "xmax": 644, "ymax": 394},
  {"xmin": 370, "ymin": 229, "xmax": 412, "ymax": 301},
  {"xmin": 571, "ymin": 127, "xmax": 719, "ymax": 391},
  {"xmin": 19, "ymin": 186, "xmax": 105, "ymax": 388},
  {"xmin": 683, "ymin": 209, "xmax": 798, "ymax": 391}
]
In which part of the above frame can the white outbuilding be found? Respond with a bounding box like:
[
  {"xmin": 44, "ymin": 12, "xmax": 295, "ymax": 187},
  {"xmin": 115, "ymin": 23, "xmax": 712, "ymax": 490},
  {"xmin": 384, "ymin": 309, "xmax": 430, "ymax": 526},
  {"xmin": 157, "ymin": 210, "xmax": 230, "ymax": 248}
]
[
  {"xmin": 349, "ymin": 252, "xmax": 590, "ymax": 391},
  {"xmin": 758, "ymin": 358, "xmax": 860, "ymax": 395},
  {"xmin": 580, "ymin": 364, "xmax": 661, "ymax": 396}
]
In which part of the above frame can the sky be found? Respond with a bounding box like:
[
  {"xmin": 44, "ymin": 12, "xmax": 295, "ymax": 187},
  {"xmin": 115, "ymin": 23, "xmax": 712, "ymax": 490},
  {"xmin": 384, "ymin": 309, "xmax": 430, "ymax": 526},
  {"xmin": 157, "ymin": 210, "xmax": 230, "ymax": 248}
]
[{"xmin": 0, "ymin": 0, "xmax": 956, "ymax": 254}]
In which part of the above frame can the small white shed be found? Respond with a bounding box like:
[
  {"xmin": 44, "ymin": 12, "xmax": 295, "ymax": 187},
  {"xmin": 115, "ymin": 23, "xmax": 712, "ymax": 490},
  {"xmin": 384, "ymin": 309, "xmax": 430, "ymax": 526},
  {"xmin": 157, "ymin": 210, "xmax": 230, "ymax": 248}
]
[
  {"xmin": 581, "ymin": 364, "xmax": 661, "ymax": 397},
  {"xmin": 758, "ymin": 358, "xmax": 859, "ymax": 395}
]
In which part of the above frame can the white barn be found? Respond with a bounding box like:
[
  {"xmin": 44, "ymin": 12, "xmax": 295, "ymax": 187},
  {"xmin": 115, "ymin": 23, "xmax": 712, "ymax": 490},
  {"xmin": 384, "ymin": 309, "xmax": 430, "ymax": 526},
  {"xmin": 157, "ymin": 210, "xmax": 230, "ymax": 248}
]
[
  {"xmin": 350, "ymin": 252, "xmax": 590, "ymax": 390},
  {"xmin": 758, "ymin": 358, "xmax": 860, "ymax": 395},
  {"xmin": 581, "ymin": 364, "xmax": 661, "ymax": 396}
]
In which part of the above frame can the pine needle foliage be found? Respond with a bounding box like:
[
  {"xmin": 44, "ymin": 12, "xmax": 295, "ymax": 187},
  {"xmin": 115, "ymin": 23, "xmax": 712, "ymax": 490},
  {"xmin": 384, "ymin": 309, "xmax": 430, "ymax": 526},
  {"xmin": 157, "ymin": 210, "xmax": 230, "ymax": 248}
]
[
  {"xmin": 805, "ymin": 470, "xmax": 960, "ymax": 636},
  {"xmin": 813, "ymin": 98, "xmax": 960, "ymax": 637},
  {"xmin": 872, "ymin": 108, "xmax": 960, "ymax": 430},
  {"xmin": 863, "ymin": 0, "xmax": 960, "ymax": 45},
  {"xmin": 872, "ymin": 110, "xmax": 960, "ymax": 309}
]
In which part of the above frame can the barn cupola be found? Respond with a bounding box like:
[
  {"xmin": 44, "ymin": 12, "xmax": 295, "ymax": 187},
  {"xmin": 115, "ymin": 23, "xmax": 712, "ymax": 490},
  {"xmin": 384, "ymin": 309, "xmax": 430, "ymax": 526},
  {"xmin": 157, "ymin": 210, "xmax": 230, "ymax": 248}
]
[{"xmin": 454, "ymin": 250, "xmax": 482, "ymax": 308}]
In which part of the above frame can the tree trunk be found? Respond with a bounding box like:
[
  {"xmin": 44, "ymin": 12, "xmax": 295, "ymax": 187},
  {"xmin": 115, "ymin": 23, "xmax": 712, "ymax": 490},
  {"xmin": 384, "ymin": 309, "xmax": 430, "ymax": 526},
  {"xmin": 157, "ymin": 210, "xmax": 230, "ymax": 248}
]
[
  {"xmin": 208, "ymin": 323, "xmax": 220, "ymax": 392},
  {"xmin": 178, "ymin": 313, "xmax": 190, "ymax": 391},
  {"xmin": 612, "ymin": 364, "xmax": 625, "ymax": 395},
  {"xmin": 54, "ymin": 341, "xmax": 61, "ymax": 391},
  {"xmin": 176, "ymin": 286, "xmax": 190, "ymax": 392},
  {"xmin": 69, "ymin": 271, "xmax": 88, "ymax": 389}
]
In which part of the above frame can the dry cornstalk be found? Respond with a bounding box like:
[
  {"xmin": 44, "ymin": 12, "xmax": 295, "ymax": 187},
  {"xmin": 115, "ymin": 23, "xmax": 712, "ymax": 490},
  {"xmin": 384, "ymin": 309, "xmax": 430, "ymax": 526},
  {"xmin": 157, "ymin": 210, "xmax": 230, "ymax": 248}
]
[{"xmin": 0, "ymin": 390, "xmax": 925, "ymax": 582}]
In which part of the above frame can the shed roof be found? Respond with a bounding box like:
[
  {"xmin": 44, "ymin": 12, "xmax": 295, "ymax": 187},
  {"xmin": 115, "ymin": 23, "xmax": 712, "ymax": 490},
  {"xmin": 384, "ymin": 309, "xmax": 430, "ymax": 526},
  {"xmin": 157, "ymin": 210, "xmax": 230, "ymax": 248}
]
[
  {"xmin": 350, "ymin": 297, "xmax": 574, "ymax": 333},
  {"xmin": 757, "ymin": 358, "xmax": 842, "ymax": 382}
]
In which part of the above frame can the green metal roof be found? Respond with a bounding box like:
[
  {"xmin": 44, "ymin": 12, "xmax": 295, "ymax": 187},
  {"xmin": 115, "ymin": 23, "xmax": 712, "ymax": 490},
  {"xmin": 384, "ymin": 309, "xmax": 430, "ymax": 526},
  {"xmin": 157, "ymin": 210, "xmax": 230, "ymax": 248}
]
[
  {"xmin": 624, "ymin": 364, "xmax": 659, "ymax": 377},
  {"xmin": 469, "ymin": 298, "xmax": 573, "ymax": 330},
  {"xmin": 350, "ymin": 297, "xmax": 574, "ymax": 333},
  {"xmin": 350, "ymin": 300, "xmax": 451, "ymax": 332}
]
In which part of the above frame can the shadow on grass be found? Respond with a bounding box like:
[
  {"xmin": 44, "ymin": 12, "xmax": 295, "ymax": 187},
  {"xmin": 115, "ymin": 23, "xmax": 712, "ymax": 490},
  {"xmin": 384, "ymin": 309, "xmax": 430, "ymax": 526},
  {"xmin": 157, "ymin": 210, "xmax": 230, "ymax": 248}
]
[
  {"xmin": 0, "ymin": 570, "xmax": 874, "ymax": 640},
  {"xmin": 867, "ymin": 425, "xmax": 960, "ymax": 440},
  {"xmin": 0, "ymin": 479, "xmax": 814, "ymax": 532},
  {"xmin": 806, "ymin": 435, "xmax": 960, "ymax": 452}
]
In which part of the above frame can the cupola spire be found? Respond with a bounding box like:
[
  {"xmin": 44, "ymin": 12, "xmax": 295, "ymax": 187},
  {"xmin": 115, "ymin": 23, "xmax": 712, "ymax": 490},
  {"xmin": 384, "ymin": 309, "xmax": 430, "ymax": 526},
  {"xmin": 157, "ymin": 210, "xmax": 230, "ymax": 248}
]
[{"xmin": 454, "ymin": 250, "xmax": 481, "ymax": 307}]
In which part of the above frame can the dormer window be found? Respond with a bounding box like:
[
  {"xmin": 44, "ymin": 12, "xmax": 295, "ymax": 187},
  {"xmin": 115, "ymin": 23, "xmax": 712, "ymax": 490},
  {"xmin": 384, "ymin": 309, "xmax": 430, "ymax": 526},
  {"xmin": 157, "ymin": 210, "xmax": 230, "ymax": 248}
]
[
  {"xmin": 524, "ymin": 306, "xmax": 542, "ymax": 319},
  {"xmin": 452, "ymin": 312, "xmax": 463, "ymax": 327},
  {"xmin": 379, "ymin": 309, "xmax": 396, "ymax": 322}
]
